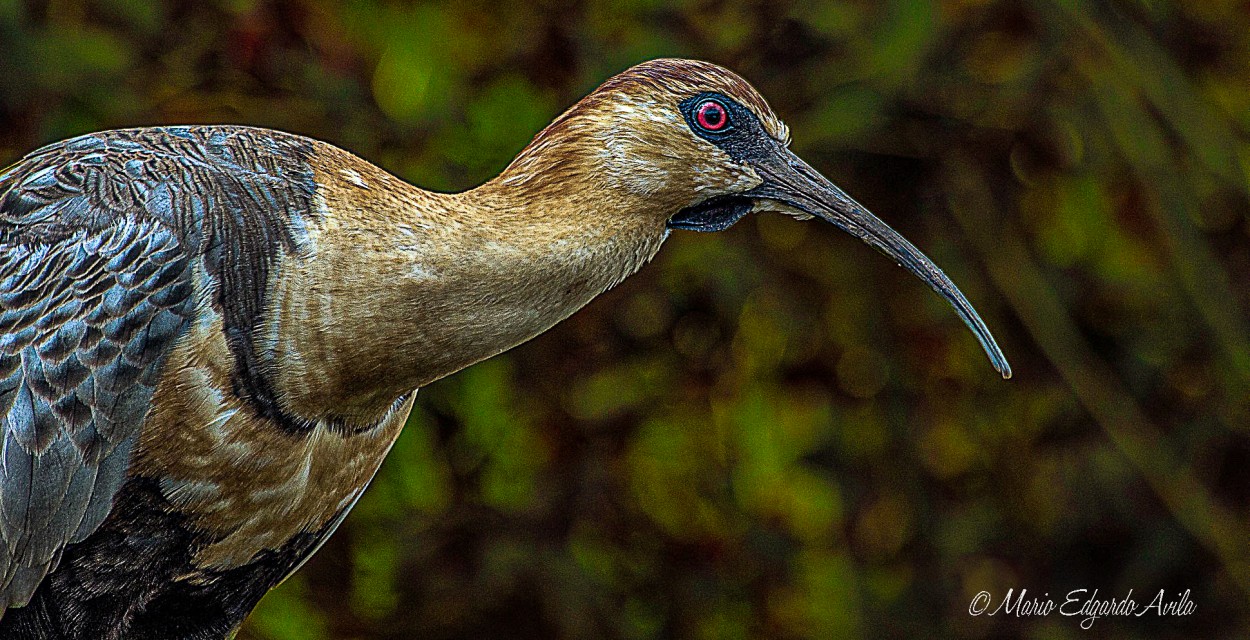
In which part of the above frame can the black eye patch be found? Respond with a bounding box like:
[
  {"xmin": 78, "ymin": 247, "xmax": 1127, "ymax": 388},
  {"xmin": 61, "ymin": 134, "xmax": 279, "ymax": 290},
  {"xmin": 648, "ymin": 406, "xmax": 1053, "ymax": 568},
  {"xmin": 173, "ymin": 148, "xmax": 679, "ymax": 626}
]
[{"xmin": 678, "ymin": 92, "xmax": 774, "ymax": 164}]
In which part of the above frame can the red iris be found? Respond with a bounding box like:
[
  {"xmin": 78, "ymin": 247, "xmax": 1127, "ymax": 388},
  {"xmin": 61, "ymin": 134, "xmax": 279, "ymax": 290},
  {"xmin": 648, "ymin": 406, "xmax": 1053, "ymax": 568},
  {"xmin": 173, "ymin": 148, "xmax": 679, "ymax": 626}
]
[{"xmin": 695, "ymin": 100, "xmax": 728, "ymax": 131}]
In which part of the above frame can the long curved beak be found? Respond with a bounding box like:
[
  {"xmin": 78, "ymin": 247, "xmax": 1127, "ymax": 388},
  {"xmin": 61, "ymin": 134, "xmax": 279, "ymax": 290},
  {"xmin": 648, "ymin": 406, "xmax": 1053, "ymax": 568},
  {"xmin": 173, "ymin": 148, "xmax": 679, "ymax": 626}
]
[{"xmin": 747, "ymin": 146, "xmax": 1012, "ymax": 379}]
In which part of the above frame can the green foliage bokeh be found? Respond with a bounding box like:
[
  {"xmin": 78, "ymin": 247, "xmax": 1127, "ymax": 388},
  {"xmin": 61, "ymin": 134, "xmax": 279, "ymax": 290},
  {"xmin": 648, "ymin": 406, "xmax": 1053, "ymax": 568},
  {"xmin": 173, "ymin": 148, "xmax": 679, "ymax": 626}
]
[{"xmin": 2, "ymin": 0, "xmax": 1248, "ymax": 638}]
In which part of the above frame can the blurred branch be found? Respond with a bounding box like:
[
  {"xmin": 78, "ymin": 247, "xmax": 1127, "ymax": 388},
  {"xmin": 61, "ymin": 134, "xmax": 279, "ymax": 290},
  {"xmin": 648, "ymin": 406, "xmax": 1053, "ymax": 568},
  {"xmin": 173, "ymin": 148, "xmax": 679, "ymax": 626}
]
[
  {"xmin": 945, "ymin": 160, "xmax": 1250, "ymax": 604},
  {"xmin": 1147, "ymin": 173, "xmax": 1250, "ymax": 426},
  {"xmin": 1051, "ymin": 0, "xmax": 1250, "ymax": 419}
]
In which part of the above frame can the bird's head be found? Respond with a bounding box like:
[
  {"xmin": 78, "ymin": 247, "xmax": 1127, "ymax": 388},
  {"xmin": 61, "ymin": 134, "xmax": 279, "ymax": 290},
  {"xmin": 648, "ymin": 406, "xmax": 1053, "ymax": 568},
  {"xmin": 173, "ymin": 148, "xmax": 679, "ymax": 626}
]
[{"xmin": 500, "ymin": 58, "xmax": 1011, "ymax": 378}]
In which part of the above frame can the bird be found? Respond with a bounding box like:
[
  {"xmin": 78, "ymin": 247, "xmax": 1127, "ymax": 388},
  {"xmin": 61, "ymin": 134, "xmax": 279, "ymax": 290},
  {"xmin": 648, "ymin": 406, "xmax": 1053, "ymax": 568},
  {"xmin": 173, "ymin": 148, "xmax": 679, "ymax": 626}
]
[{"xmin": 0, "ymin": 58, "xmax": 1010, "ymax": 639}]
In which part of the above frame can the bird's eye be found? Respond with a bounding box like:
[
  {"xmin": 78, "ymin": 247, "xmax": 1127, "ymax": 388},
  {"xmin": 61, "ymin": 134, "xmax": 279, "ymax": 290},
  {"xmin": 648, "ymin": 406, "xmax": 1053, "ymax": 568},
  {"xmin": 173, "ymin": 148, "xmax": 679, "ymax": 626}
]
[{"xmin": 695, "ymin": 100, "xmax": 729, "ymax": 132}]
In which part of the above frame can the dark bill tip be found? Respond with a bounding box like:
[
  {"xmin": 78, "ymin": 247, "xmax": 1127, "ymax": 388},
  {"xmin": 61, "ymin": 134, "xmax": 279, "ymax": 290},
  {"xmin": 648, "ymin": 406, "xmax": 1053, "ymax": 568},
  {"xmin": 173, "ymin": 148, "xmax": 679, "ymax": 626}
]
[{"xmin": 748, "ymin": 147, "xmax": 1012, "ymax": 379}]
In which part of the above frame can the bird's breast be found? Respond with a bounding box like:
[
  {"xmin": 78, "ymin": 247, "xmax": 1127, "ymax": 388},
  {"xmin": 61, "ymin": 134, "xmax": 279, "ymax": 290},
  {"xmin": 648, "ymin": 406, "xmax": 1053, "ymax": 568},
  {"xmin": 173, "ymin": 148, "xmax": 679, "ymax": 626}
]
[{"xmin": 132, "ymin": 305, "xmax": 413, "ymax": 571}]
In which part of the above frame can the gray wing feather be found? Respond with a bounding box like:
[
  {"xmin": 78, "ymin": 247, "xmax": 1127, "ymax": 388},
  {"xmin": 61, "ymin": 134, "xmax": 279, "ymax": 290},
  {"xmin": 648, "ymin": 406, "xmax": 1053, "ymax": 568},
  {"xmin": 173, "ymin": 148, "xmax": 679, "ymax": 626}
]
[
  {"xmin": 0, "ymin": 140, "xmax": 196, "ymax": 611},
  {"xmin": 0, "ymin": 125, "xmax": 316, "ymax": 611}
]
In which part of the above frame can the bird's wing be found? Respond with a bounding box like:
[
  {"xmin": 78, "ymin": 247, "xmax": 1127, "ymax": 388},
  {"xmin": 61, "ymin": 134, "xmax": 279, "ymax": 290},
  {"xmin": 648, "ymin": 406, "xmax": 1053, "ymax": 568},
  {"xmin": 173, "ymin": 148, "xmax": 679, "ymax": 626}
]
[
  {"xmin": 0, "ymin": 126, "xmax": 317, "ymax": 611},
  {"xmin": 0, "ymin": 155, "xmax": 193, "ymax": 611}
]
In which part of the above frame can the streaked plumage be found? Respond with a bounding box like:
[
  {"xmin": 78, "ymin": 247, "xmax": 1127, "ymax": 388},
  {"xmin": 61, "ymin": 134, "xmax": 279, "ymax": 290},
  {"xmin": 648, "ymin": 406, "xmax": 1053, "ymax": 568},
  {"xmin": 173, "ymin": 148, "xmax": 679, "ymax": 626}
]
[{"xmin": 0, "ymin": 59, "xmax": 1009, "ymax": 639}]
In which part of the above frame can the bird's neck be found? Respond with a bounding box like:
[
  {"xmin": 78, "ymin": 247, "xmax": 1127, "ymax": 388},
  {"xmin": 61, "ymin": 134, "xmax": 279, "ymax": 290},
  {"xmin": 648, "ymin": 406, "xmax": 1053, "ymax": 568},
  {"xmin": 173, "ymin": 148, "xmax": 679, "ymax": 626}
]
[{"xmin": 263, "ymin": 151, "xmax": 671, "ymax": 428}]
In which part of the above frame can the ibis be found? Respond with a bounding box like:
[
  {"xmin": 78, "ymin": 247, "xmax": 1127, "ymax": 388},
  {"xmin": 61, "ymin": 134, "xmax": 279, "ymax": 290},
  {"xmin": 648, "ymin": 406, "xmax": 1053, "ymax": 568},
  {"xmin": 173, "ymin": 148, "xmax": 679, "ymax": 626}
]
[{"xmin": 0, "ymin": 58, "xmax": 1010, "ymax": 639}]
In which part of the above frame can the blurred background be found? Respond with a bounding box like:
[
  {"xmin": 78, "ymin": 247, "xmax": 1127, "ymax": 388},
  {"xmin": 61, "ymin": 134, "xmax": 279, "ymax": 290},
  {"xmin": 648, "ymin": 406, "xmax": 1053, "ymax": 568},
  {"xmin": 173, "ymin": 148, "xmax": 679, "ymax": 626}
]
[{"xmin": 2, "ymin": 0, "xmax": 1248, "ymax": 638}]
